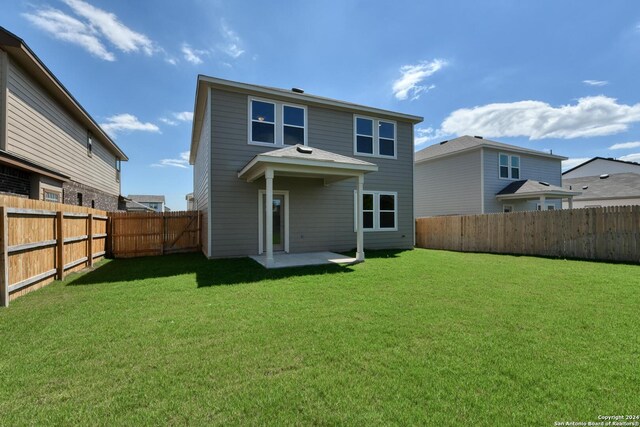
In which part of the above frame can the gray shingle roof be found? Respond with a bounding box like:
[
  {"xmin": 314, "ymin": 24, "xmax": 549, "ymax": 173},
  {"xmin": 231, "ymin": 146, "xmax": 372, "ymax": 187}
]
[
  {"xmin": 415, "ymin": 135, "xmax": 566, "ymax": 162},
  {"xmin": 258, "ymin": 144, "xmax": 376, "ymax": 166},
  {"xmin": 563, "ymin": 173, "xmax": 640, "ymax": 200},
  {"xmin": 497, "ymin": 179, "xmax": 572, "ymax": 196},
  {"xmin": 128, "ymin": 195, "xmax": 165, "ymax": 203}
]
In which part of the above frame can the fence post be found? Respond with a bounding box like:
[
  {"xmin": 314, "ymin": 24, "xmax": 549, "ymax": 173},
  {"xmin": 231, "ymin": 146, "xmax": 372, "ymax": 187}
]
[
  {"xmin": 0, "ymin": 207, "xmax": 9, "ymax": 307},
  {"xmin": 87, "ymin": 213, "xmax": 94, "ymax": 267},
  {"xmin": 56, "ymin": 211, "xmax": 65, "ymax": 280},
  {"xmin": 161, "ymin": 214, "xmax": 165, "ymax": 255}
]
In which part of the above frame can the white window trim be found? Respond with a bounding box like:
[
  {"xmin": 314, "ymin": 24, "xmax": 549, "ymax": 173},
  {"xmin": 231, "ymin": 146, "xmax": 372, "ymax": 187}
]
[
  {"xmin": 42, "ymin": 189, "xmax": 61, "ymax": 203},
  {"xmin": 258, "ymin": 190, "xmax": 290, "ymax": 254},
  {"xmin": 248, "ymin": 97, "xmax": 308, "ymax": 147},
  {"xmin": 353, "ymin": 115, "xmax": 397, "ymax": 159},
  {"xmin": 503, "ymin": 204, "xmax": 514, "ymax": 213},
  {"xmin": 536, "ymin": 203, "xmax": 556, "ymax": 211},
  {"xmin": 282, "ymin": 103, "xmax": 307, "ymax": 146},
  {"xmin": 498, "ymin": 152, "xmax": 520, "ymax": 180},
  {"xmin": 353, "ymin": 190, "xmax": 398, "ymax": 232}
]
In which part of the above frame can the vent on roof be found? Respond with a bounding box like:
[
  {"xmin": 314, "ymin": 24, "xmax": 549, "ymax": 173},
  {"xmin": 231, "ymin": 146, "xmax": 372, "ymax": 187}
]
[
  {"xmin": 439, "ymin": 140, "xmax": 448, "ymax": 145},
  {"xmin": 474, "ymin": 136, "xmax": 483, "ymax": 139},
  {"xmin": 539, "ymin": 181, "xmax": 550, "ymax": 186},
  {"xmin": 599, "ymin": 174, "xmax": 610, "ymax": 179},
  {"xmin": 297, "ymin": 146, "xmax": 313, "ymax": 154},
  {"xmin": 292, "ymin": 87, "xmax": 304, "ymax": 93},
  {"xmin": 582, "ymin": 185, "xmax": 589, "ymax": 190}
]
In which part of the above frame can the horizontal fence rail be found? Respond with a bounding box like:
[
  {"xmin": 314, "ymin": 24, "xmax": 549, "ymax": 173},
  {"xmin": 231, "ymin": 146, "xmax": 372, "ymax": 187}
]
[
  {"xmin": 0, "ymin": 195, "xmax": 108, "ymax": 307},
  {"xmin": 108, "ymin": 211, "xmax": 201, "ymax": 258},
  {"xmin": 416, "ymin": 206, "xmax": 640, "ymax": 263}
]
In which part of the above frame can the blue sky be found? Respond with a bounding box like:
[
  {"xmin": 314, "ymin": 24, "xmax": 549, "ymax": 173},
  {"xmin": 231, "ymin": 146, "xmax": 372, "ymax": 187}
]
[{"xmin": 3, "ymin": 1, "xmax": 640, "ymax": 209}]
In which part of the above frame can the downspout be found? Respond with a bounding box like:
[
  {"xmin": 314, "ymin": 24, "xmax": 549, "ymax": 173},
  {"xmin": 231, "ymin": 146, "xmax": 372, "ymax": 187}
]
[
  {"xmin": 0, "ymin": 51, "xmax": 8, "ymax": 151},
  {"xmin": 480, "ymin": 147, "xmax": 485, "ymax": 214}
]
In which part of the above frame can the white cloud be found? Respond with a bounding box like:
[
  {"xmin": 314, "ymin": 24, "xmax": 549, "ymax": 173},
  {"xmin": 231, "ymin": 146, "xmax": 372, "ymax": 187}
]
[
  {"xmin": 23, "ymin": 8, "xmax": 115, "ymax": 61},
  {"xmin": 62, "ymin": 0, "xmax": 155, "ymax": 55},
  {"xmin": 414, "ymin": 127, "xmax": 449, "ymax": 147},
  {"xmin": 218, "ymin": 20, "xmax": 245, "ymax": 58},
  {"xmin": 159, "ymin": 118, "xmax": 178, "ymax": 126},
  {"xmin": 24, "ymin": 0, "xmax": 156, "ymax": 61},
  {"xmin": 609, "ymin": 141, "xmax": 640, "ymax": 150},
  {"xmin": 160, "ymin": 112, "xmax": 193, "ymax": 126},
  {"xmin": 174, "ymin": 111, "xmax": 194, "ymax": 122},
  {"xmin": 440, "ymin": 96, "xmax": 640, "ymax": 140},
  {"xmin": 101, "ymin": 114, "xmax": 160, "ymax": 135},
  {"xmin": 392, "ymin": 59, "xmax": 447, "ymax": 101},
  {"xmin": 562, "ymin": 157, "xmax": 591, "ymax": 171},
  {"xmin": 619, "ymin": 152, "xmax": 640, "ymax": 163},
  {"xmin": 181, "ymin": 43, "xmax": 207, "ymax": 65},
  {"xmin": 583, "ymin": 79, "xmax": 608, "ymax": 86},
  {"xmin": 151, "ymin": 151, "xmax": 191, "ymax": 169}
]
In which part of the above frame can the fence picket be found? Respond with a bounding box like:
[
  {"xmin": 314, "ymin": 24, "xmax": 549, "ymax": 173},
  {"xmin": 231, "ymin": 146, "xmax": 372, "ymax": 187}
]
[{"xmin": 416, "ymin": 206, "xmax": 640, "ymax": 264}]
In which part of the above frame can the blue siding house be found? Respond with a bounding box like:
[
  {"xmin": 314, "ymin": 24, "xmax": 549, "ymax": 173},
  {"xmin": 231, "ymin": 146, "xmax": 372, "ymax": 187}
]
[{"xmin": 414, "ymin": 135, "xmax": 579, "ymax": 217}]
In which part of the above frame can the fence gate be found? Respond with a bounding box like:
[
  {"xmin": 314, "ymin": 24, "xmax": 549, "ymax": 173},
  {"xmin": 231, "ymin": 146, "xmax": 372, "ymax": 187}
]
[{"xmin": 109, "ymin": 211, "xmax": 201, "ymax": 258}]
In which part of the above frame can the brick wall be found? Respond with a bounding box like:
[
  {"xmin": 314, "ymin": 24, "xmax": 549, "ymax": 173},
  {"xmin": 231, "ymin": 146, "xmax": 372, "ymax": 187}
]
[
  {"xmin": 63, "ymin": 180, "xmax": 120, "ymax": 211},
  {"xmin": 0, "ymin": 165, "xmax": 30, "ymax": 197}
]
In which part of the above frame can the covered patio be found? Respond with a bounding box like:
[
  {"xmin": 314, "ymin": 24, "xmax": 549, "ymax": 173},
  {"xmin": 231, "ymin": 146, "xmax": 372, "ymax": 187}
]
[
  {"xmin": 238, "ymin": 144, "xmax": 378, "ymax": 268},
  {"xmin": 496, "ymin": 179, "xmax": 581, "ymax": 209}
]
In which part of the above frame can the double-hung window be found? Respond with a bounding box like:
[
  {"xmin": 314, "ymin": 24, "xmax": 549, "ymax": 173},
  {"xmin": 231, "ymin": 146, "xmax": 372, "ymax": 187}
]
[
  {"xmin": 354, "ymin": 116, "xmax": 396, "ymax": 158},
  {"xmin": 249, "ymin": 98, "xmax": 307, "ymax": 146},
  {"xmin": 499, "ymin": 153, "xmax": 520, "ymax": 179},
  {"xmin": 354, "ymin": 191, "xmax": 398, "ymax": 231}
]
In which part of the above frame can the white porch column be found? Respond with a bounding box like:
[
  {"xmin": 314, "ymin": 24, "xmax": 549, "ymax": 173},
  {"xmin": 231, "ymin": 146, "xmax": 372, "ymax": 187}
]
[
  {"xmin": 539, "ymin": 195, "xmax": 546, "ymax": 211},
  {"xmin": 356, "ymin": 174, "xmax": 365, "ymax": 262},
  {"xmin": 568, "ymin": 197, "xmax": 574, "ymax": 209},
  {"xmin": 265, "ymin": 168, "xmax": 274, "ymax": 268}
]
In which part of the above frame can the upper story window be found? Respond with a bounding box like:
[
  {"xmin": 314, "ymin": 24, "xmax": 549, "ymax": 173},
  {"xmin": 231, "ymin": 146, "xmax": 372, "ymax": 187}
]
[
  {"xmin": 499, "ymin": 153, "xmax": 520, "ymax": 179},
  {"xmin": 87, "ymin": 132, "xmax": 93, "ymax": 157},
  {"xmin": 249, "ymin": 98, "xmax": 307, "ymax": 146},
  {"xmin": 116, "ymin": 158, "xmax": 121, "ymax": 182},
  {"xmin": 354, "ymin": 116, "xmax": 396, "ymax": 158}
]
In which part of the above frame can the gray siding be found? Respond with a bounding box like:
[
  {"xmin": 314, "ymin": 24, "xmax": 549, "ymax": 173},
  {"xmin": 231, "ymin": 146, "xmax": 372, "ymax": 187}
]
[
  {"xmin": 483, "ymin": 148, "xmax": 562, "ymax": 212},
  {"xmin": 194, "ymin": 89, "xmax": 211, "ymax": 256},
  {"xmin": 563, "ymin": 158, "xmax": 640, "ymax": 178},
  {"xmin": 207, "ymin": 88, "xmax": 414, "ymax": 258},
  {"xmin": 5, "ymin": 57, "xmax": 119, "ymax": 196},
  {"xmin": 414, "ymin": 149, "xmax": 482, "ymax": 217}
]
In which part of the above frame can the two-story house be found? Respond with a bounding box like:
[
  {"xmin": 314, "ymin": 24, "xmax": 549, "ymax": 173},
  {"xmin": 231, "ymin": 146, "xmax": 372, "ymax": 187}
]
[
  {"xmin": 414, "ymin": 135, "xmax": 579, "ymax": 217},
  {"xmin": 189, "ymin": 75, "xmax": 422, "ymax": 266},
  {"xmin": 127, "ymin": 194, "xmax": 166, "ymax": 212},
  {"xmin": 0, "ymin": 27, "xmax": 127, "ymax": 210}
]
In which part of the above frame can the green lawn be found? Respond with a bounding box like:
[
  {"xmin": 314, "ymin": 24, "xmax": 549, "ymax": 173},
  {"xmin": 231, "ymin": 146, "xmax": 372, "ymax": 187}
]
[{"xmin": 1, "ymin": 250, "xmax": 639, "ymax": 425}]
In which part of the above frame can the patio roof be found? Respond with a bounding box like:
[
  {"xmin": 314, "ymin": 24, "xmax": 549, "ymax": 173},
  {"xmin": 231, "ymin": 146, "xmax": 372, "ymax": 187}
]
[
  {"xmin": 238, "ymin": 144, "xmax": 378, "ymax": 184},
  {"xmin": 496, "ymin": 179, "xmax": 581, "ymax": 200}
]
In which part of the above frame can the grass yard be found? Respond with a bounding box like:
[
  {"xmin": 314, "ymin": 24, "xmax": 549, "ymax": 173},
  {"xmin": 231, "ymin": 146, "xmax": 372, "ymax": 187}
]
[{"xmin": 1, "ymin": 249, "xmax": 639, "ymax": 425}]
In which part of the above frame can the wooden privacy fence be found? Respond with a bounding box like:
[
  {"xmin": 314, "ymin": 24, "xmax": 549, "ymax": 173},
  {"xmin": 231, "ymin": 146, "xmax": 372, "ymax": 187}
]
[
  {"xmin": 0, "ymin": 195, "xmax": 107, "ymax": 307},
  {"xmin": 109, "ymin": 211, "xmax": 201, "ymax": 258},
  {"xmin": 416, "ymin": 206, "xmax": 640, "ymax": 263}
]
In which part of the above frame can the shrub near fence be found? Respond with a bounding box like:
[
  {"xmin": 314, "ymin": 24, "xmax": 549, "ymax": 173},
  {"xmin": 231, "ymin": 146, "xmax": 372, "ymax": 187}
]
[
  {"xmin": 0, "ymin": 195, "xmax": 108, "ymax": 307},
  {"xmin": 416, "ymin": 206, "xmax": 640, "ymax": 263}
]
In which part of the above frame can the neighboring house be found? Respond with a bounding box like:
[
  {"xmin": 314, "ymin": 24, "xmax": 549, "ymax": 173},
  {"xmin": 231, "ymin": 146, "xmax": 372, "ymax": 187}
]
[
  {"xmin": 562, "ymin": 173, "xmax": 640, "ymax": 208},
  {"xmin": 189, "ymin": 75, "xmax": 422, "ymax": 265},
  {"xmin": 0, "ymin": 27, "xmax": 128, "ymax": 210},
  {"xmin": 562, "ymin": 157, "xmax": 640, "ymax": 179},
  {"xmin": 185, "ymin": 192, "xmax": 194, "ymax": 210},
  {"xmin": 127, "ymin": 195, "xmax": 165, "ymax": 213},
  {"xmin": 123, "ymin": 198, "xmax": 155, "ymax": 212},
  {"xmin": 414, "ymin": 135, "xmax": 579, "ymax": 216}
]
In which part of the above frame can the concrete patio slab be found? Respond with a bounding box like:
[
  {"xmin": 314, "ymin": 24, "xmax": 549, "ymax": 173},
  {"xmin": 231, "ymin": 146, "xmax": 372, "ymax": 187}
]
[{"xmin": 250, "ymin": 251, "xmax": 359, "ymax": 269}]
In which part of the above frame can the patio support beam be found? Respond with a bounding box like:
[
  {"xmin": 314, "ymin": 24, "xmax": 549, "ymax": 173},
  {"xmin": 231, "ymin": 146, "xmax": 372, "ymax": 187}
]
[
  {"xmin": 568, "ymin": 197, "xmax": 574, "ymax": 209},
  {"xmin": 356, "ymin": 174, "xmax": 365, "ymax": 262},
  {"xmin": 265, "ymin": 167, "xmax": 274, "ymax": 268},
  {"xmin": 539, "ymin": 195, "xmax": 546, "ymax": 211}
]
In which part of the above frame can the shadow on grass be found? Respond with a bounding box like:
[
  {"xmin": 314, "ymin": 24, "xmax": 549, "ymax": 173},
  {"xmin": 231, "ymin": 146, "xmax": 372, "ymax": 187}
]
[{"xmin": 66, "ymin": 252, "xmax": 355, "ymax": 288}]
